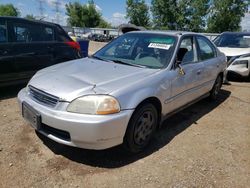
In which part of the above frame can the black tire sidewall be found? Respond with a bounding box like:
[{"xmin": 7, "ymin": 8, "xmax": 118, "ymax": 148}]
[
  {"xmin": 210, "ymin": 75, "xmax": 222, "ymax": 100},
  {"xmin": 123, "ymin": 103, "xmax": 158, "ymax": 153}
]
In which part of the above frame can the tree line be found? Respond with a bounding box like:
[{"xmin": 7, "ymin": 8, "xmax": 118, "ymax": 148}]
[
  {"xmin": 0, "ymin": 0, "xmax": 249, "ymax": 32},
  {"xmin": 127, "ymin": 0, "xmax": 250, "ymax": 33},
  {"xmin": 0, "ymin": 1, "xmax": 111, "ymax": 28}
]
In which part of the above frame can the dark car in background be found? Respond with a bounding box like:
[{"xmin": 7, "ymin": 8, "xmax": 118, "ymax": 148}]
[{"xmin": 0, "ymin": 17, "xmax": 82, "ymax": 87}]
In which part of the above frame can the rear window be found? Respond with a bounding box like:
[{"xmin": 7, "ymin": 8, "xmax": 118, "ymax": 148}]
[
  {"xmin": 56, "ymin": 25, "xmax": 72, "ymax": 42},
  {"xmin": 0, "ymin": 20, "xmax": 7, "ymax": 43},
  {"xmin": 12, "ymin": 22, "xmax": 55, "ymax": 42}
]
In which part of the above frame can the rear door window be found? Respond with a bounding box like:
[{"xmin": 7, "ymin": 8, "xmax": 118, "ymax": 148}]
[
  {"xmin": 0, "ymin": 20, "xmax": 7, "ymax": 43},
  {"xmin": 12, "ymin": 22, "xmax": 55, "ymax": 43},
  {"xmin": 196, "ymin": 36, "xmax": 217, "ymax": 61},
  {"xmin": 14, "ymin": 24, "xmax": 32, "ymax": 42}
]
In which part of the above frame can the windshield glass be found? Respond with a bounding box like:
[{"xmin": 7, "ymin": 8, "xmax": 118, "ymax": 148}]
[
  {"xmin": 214, "ymin": 33, "xmax": 250, "ymax": 48},
  {"xmin": 93, "ymin": 32, "xmax": 176, "ymax": 69}
]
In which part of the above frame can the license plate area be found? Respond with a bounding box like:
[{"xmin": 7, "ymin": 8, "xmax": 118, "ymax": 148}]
[{"xmin": 22, "ymin": 102, "xmax": 41, "ymax": 130}]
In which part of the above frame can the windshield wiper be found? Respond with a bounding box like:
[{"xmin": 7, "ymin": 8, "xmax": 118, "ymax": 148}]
[
  {"xmin": 112, "ymin": 60, "xmax": 146, "ymax": 68},
  {"xmin": 91, "ymin": 56, "xmax": 146, "ymax": 68},
  {"xmin": 91, "ymin": 55, "xmax": 108, "ymax": 61}
]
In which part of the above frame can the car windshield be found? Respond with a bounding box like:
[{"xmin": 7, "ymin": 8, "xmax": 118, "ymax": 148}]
[
  {"xmin": 214, "ymin": 33, "xmax": 250, "ymax": 48},
  {"xmin": 93, "ymin": 32, "xmax": 176, "ymax": 69}
]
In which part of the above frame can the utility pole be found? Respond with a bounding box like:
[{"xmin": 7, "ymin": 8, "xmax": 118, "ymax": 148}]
[
  {"xmin": 52, "ymin": 0, "xmax": 61, "ymax": 24},
  {"xmin": 38, "ymin": 0, "xmax": 45, "ymax": 19}
]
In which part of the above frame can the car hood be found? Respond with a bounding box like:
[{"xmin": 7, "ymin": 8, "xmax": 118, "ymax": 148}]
[
  {"xmin": 218, "ymin": 47, "xmax": 250, "ymax": 57},
  {"xmin": 29, "ymin": 58, "xmax": 159, "ymax": 101}
]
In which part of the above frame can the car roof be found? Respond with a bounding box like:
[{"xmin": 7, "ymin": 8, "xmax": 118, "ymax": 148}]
[
  {"xmin": 128, "ymin": 30, "xmax": 204, "ymax": 37},
  {"xmin": 221, "ymin": 31, "xmax": 250, "ymax": 35},
  {"xmin": 0, "ymin": 16, "xmax": 59, "ymax": 27}
]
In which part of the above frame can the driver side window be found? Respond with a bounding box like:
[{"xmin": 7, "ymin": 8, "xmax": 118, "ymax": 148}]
[{"xmin": 177, "ymin": 37, "xmax": 197, "ymax": 65}]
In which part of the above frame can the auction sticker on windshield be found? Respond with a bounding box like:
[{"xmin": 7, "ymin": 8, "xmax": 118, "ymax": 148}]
[{"xmin": 148, "ymin": 43, "xmax": 171, "ymax": 50}]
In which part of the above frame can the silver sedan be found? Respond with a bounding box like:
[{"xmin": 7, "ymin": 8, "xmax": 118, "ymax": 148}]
[{"xmin": 18, "ymin": 31, "xmax": 227, "ymax": 153}]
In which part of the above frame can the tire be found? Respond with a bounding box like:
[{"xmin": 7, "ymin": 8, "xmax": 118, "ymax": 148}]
[
  {"xmin": 209, "ymin": 75, "xmax": 222, "ymax": 100},
  {"xmin": 123, "ymin": 103, "xmax": 158, "ymax": 153}
]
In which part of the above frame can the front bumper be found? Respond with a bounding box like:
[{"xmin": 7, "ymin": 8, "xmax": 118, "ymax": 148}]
[
  {"xmin": 18, "ymin": 88, "xmax": 134, "ymax": 150},
  {"xmin": 226, "ymin": 57, "xmax": 250, "ymax": 77}
]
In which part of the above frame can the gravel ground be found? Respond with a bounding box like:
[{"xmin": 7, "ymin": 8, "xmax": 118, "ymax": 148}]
[
  {"xmin": 0, "ymin": 42, "xmax": 249, "ymax": 187},
  {"xmin": 88, "ymin": 41, "xmax": 107, "ymax": 55}
]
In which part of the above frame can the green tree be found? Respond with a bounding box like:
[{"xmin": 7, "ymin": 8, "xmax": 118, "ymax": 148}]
[
  {"xmin": 65, "ymin": 0, "xmax": 111, "ymax": 28},
  {"xmin": 0, "ymin": 4, "xmax": 19, "ymax": 17},
  {"xmin": 25, "ymin": 14, "xmax": 36, "ymax": 20},
  {"xmin": 207, "ymin": 0, "xmax": 249, "ymax": 32},
  {"xmin": 98, "ymin": 19, "xmax": 112, "ymax": 28},
  {"xmin": 151, "ymin": 0, "xmax": 209, "ymax": 31},
  {"xmin": 126, "ymin": 0, "xmax": 150, "ymax": 27},
  {"xmin": 151, "ymin": 0, "xmax": 179, "ymax": 30},
  {"xmin": 187, "ymin": 0, "xmax": 209, "ymax": 32},
  {"xmin": 66, "ymin": 2, "xmax": 85, "ymax": 27}
]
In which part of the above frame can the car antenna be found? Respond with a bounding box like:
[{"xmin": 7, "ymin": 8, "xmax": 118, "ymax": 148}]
[{"xmin": 39, "ymin": 16, "xmax": 46, "ymax": 21}]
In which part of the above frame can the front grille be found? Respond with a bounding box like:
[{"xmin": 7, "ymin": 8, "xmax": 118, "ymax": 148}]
[{"xmin": 28, "ymin": 86, "xmax": 59, "ymax": 107}]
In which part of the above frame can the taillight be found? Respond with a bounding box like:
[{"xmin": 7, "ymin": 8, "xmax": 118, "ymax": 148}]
[{"xmin": 65, "ymin": 41, "xmax": 81, "ymax": 51}]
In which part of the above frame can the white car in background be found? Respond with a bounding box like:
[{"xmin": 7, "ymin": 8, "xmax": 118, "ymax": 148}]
[{"xmin": 214, "ymin": 32, "xmax": 250, "ymax": 79}]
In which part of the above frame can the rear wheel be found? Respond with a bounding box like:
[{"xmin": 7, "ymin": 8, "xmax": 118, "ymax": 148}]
[
  {"xmin": 209, "ymin": 75, "xmax": 222, "ymax": 100},
  {"xmin": 123, "ymin": 103, "xmax": 158, "ymax": 153}
]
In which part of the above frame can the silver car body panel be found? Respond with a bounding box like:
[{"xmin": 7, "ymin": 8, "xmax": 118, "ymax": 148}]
[
  {"xmin": 18, "ymin": 31, "xmax": 227, "ymax": 149},
  {"xmin": 31, "ymin": 58, "xmax": 159, "ymax": 102}
]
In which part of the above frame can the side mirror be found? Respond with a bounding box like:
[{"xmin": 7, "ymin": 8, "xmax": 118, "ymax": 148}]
[{"xmin": 175, "ymin": 58, "xmax": 185, "ymax": 75}]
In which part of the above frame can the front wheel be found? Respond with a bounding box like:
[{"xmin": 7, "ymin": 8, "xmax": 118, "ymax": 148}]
[
  {"xmin": 123, "ymin": 103, "xmax": 158, "ymax": 153},
  {"xmin": 209, "ymin": 75, "xmax": 222, "ymax": 100}
]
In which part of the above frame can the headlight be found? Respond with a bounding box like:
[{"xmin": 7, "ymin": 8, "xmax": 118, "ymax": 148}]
[
  {"xmin": 240, "ymin": 53, "xmax": 250, "ymax": 58},
  {"xmin": 233, "ymin": 60, "xmax": 248, "ymax": 65},
  {"xmin": 67, "ymin": 95, "xmax": 120, "ymax": 115}
]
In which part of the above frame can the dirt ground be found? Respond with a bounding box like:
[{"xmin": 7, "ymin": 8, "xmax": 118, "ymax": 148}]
[
  {"xmin": 88, "ymin": 41, "xmax": 107, "ymax": 55},
  {"xmin": 0, "ymin": 42, "xmax": 249, "ymax": 188}
]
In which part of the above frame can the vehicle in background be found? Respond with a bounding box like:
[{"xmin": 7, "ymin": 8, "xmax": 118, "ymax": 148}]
[
  {"xmin": 214, "ymin": 32, "xmax": 250, "ymax": 79},
  {"xmin": 67, "ymin": 31, "xmax": 78, "ymax": 41},
  {"xmin": 88, "ymin": 33, "xmax": 113, "ymax": 42},
  {"xmin": 203, "ymin": 33, "xmax": 219, "ymax": 41},
  {"xmin": 118, "ymin": 23, "xmax": 146, "ymax": 34},
  {"xmin": 0, "ymin": 17, "xmax": 82, "ymax": 87},
  {"xmin": 88, "ymin": 33, "xmax": 101, "ymax": 41},
  {"xmin": 18, "ymin": 31, "xmax": 226, "ymax": 153}
]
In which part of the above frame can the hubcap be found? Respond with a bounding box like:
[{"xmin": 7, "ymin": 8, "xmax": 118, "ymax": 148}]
[{"xmin": 134, "ymin": 110, "xmax": 155, "ymax": 146}]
